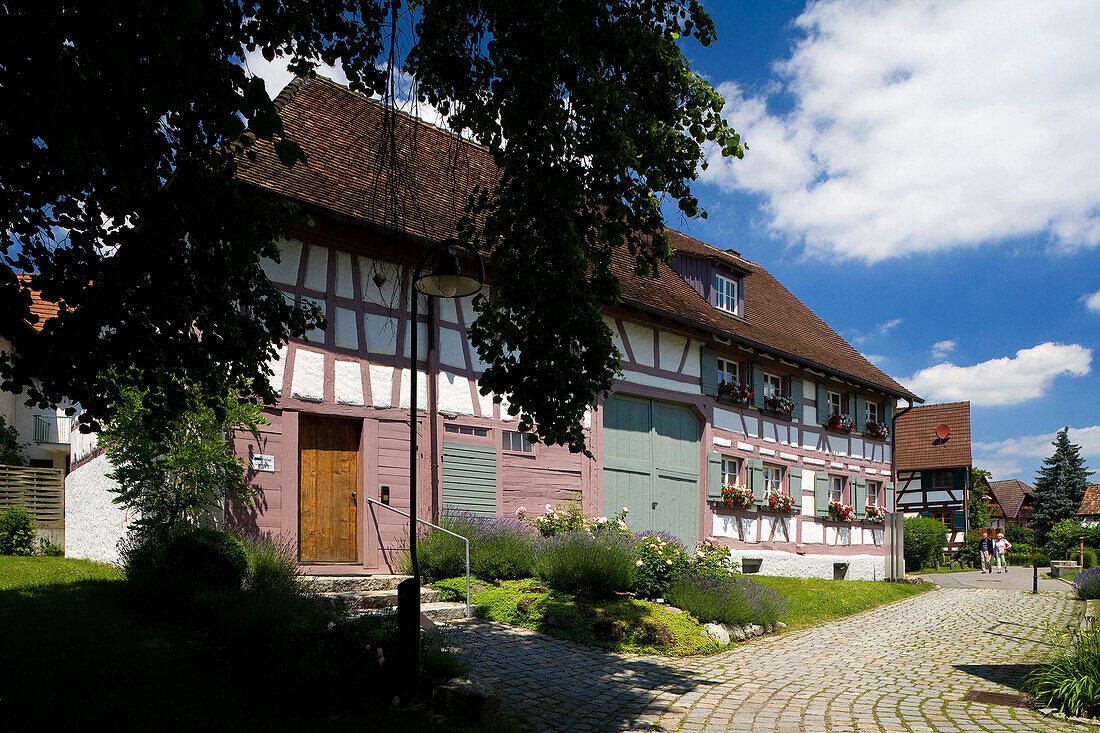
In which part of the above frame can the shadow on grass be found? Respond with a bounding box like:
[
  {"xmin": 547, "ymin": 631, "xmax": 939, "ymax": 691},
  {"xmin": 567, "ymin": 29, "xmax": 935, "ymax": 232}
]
[
  {"xmin": 953, "ymin": 663, "xmax": 1043, "ymax": 692},
  {"xmin": 0, "ymin": 580, "xmax": 516, "ymax": 732}
]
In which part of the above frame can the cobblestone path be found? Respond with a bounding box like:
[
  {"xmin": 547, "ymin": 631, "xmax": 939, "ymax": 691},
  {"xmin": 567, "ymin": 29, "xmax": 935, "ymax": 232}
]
[{"xmin": 443, "ymin": 589, "xmax": 1096, "ymax": 732}]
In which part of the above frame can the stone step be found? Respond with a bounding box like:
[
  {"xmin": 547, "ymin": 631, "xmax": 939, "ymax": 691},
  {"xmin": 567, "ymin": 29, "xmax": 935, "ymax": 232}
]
[
  {"xmin": 301, "ymin": 574, "xmax": 410, "ymax": 593},
  {"xmin": 351, "ymin": 601, "xmax": 471, "ymax": 623},
  {"xmin": 325, "ymin": 587, "xmax": 442, "ymax": 611}
]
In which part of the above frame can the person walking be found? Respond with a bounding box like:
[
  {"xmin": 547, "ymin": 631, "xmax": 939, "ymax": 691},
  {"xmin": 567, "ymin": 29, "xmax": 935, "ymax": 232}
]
[
  {"xmin": 978, "ymin": 529, "xmax": 993, "ymax": 573},
  {"xmin": 993, "ymin": 532, "xmax": 1012, "ymax": 573}
]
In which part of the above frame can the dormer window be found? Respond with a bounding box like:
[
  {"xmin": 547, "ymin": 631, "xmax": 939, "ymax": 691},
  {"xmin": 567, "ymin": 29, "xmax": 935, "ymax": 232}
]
[{"xmin": 714, "ymin": 273, "xmax": 739, "ymax": 315}]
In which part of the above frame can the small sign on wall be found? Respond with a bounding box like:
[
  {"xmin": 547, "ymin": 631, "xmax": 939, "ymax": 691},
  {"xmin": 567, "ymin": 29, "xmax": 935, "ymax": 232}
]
[{"xmin": 251, "ymin": 454, "xmax": 276, "ymax": 472}]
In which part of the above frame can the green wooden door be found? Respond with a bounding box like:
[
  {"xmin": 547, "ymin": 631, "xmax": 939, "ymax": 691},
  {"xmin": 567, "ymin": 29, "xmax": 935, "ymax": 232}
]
[
  {"xmin": 602, "ymin": 394, "xmax": 700, "ymax": 544},
  {"xmin": 442, "ymin": 441, "xmax": 497, "ymax": 517}
]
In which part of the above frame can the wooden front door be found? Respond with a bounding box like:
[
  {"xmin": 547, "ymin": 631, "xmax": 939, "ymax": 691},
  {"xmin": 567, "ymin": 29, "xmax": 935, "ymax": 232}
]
[{"xmin": 299, "ymin": 415, "xmax": 360, "ymax": 563}]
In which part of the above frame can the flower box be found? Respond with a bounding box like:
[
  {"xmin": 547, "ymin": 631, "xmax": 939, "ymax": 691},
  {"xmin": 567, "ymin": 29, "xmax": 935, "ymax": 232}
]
[
  {"xmin": 827, "ymin": 500, "xmax": 854, "ymax": 522},
  {"xmin": 763, "ymin": 395, "xmax": 795, "ymax": 417},
  {"xmin": 718, "ymin": 381, "xmax": 754, "ymax": 405},
  {"xmin": 864, "ymin": 505, "xmax": 887, "ymax": 523},
  {"xmin": 826, "ymin": 413, "xmax": 855, "ymax": 433},
  {"xmin": 865, "ymin": 421, "xmax": 889, "ymax": 441},
  {"xmin": 766, "ymin": 492, "xmax": 798, "ymax": 514},
  {"xmin": 720, "ymin": 483, "xmax": 754, "ymax": 510}
]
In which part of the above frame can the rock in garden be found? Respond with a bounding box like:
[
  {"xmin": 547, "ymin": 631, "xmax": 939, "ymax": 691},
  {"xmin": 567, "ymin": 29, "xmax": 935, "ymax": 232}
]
[
  {"xmin": 516, "ymin": 597, "xmax": 534, "ymax": 615},
  {"xmin": 725, "ymin": 624, "xmax": 746, "ymax": 642},
  {"xmin": 432, "ymin": 677, "xmax": 501, "ymax": 724},
  {"xmin": 594, "ymin": 617, "xmax": 628, "ymax": 642},
  {"xmin": 471, "ymin": 584, "xmax": 486, "ymax": 595},
  {"xmin": 776, "ymin": 622, "xmax": 788, "ymax": 631},
  {"xmin": 666, "ymin": 606, "xmax": 682, "ymax": 614},
  {"xmin": 765, "ymin": 624, "xmax": 775, "ymax": 633},
  {"xmin": 640, "ymin": 620, "xmax": 675, "ymax": 648},
  {"xmin": 704, "ymin": 623, "xmax": 730, "ymax": 645},
  {"xmin": 527, "ymin": 584, "xmax": 548, "ymax": 593},
  {"xmin": 749, "ymin": 624, "xmax": 764, "ymax": 637},
  {"xmin": 545, "ymin": 613, "xmax": 567, "ymax": 628}
]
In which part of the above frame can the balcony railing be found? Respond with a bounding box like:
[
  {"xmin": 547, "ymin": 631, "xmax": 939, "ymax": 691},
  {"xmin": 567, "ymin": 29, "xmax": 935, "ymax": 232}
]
[{"xmin": 33, "ymin": 414, "xmax": 71, "ymax": 445}]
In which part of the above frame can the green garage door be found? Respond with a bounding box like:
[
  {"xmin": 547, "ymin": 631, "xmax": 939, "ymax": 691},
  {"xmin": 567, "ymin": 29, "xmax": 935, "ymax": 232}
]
[{"xmin": 602, "ymin": 394, "xmax": 701, "ymax": 545}]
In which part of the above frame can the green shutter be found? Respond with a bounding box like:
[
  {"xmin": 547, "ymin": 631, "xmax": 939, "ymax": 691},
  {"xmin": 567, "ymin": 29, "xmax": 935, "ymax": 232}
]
[
  {"xmin": 884, "ymin": 481, "xmax": 895, "ymax": 512},
  {"xmin": 847, "ymin": 393, "xmax": 857, "ymax": 419},
  {"xmin": 751, "ymin": 363, "xmax": 765, "ymax": 409},
  {"xmin": 788, "ymin": 467, "xmax": 802, "ymax": 495},
  {"xmin": 700, "ymin": 346, "xmax": 718, "ymax": 397},
  {"xmin": 747, "ymin": 458, "xmax": 764, "ymax": 504},
  {"xmin": 883, "ymin": 399, "xmax": 894, "ymax": 434},
  {"xmin": 706, "ymin": 451, "xmax": 723, "ymax": 501},
  {"xmin": 441, "ymin": 442, "xmax": 498, "ymax": 517},
  {"xmin": 952, "ymin": 510, "xmax": 966, "ymax": 531},
  {"xmin": 816, "ymin": 383, "xmax": 829, "ymax": 425},
  {"xmin": 920, "ymin": 471, "xmax": 933, "ymax": 490},
  {"xmin": 814, "ymin": 472, "xmax": 830, "ymax": 516},
  {"xmin": 953, "ymin": 468, "xmax": 968, "ymax": 488},
  {"xmin": 855, "ymin": 395, "xmax": 867, "ymax": 432},
  {"xmin": 789, "ymin": 377, "xmax": 803, "ymax": 421},
  {"xmin": 853, "ymin": 477, "xmax": 867, "ymax": 518}
]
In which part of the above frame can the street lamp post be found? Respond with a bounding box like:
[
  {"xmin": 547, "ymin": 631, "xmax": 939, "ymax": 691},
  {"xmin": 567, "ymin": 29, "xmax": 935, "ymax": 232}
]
[{"xmin": 398, "ymin": 238, "xmax": 485, "ymax": 705}]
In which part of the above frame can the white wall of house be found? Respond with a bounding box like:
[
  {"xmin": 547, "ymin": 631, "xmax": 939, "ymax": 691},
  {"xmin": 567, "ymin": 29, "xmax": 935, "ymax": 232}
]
[
  {"xmin": 65, "ymin": 431, "xmax": 130, "ymax": 563},
  {"xmin": 0, "ymin": 338, "xmax": 71, "ymax": 470}
]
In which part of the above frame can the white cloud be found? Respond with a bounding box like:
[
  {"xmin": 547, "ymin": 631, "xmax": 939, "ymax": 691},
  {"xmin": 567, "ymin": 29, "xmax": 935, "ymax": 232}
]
[
  {"xmin": 974, "ymin": 425, "xmax": 1100, "ymax": 480},
  {"xmin": 864, "ymin": 353, "xmax": 887, "ymax": 366},
  {"xmin": 700, "ymin": 0, "xmax": 1100, "ymax": 262},
  {"xmin": 931, "ymin": 339, "xmax": 957, "ymax": 359},
  {"xmin": 1085, "ymin": 289, "xmax": 1100, "ymax": 313},
  {"xmin": 849, "ymin": 317, "xmax": 901, "ymax": 345},
  {"xmin": 902, "ymin": 342, "xmax": 1091, "ymax": 406}
]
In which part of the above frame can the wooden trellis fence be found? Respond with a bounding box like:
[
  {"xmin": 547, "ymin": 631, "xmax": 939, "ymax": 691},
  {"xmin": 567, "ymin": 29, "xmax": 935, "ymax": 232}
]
[{"xmin": 0, "ymin": 465, "xmax": 64, "ymax": 527}]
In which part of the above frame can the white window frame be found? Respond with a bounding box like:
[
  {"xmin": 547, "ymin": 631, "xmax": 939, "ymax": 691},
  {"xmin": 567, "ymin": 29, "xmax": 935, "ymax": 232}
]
[
  {"xmin": 828, "ymin": 391, "xmax": 842, "ymax": 416},
  {"xmin": 866, "ymin": 401, "xmax": 879, "ymax": 425},
  {"xmin": 721, "ymin": 457, "xmax": 740, "ymax": 487},
  {"xmin": 763, "ymin": 373, "xmax": 782, "ymax": 399},
  {"xmin": 717, "ymin": 358, "xmax": 738, "ymax": 386},
  {"xmin": 830, "ymin": 476, "xmax": 845, "ymax": 504},
  {"xmin": 763, "ymin": 464, "xmax": 784, "ymax": 496},
  {"xmin": 714, "ymin": 273, "xmax": 739, "ymax": 315},
  {"xmin": 867, "ymin": 480, "xmax": 881, "ymax": 507},
  {"xmin": 503, "ymin": 430, "xmax": 533, "ymax": 453}
]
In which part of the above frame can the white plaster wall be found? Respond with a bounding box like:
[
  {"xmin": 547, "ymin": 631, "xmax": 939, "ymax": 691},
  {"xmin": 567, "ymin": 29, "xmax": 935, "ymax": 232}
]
[
  {"xmin": 439, "ymin": 327, "xmax": 467, "ymax": 369},
  {"xmin": 334, "ymin": 251, "xmax": 354, "ymax": 298},
  {"xmin": 622, "ymin": 322, "xmax": 655, "ymax": 367},
  {"xmin": 802, "ymin": 518, "xmax": 824, "ymax": 544},
  {"xmin": 267, "ymin": 344, "xmax": 288, "ymax": 396},
  {"xmin": 604, "ymin": 316, "xmax": 626, "ymax": 358},
  {"xmin": 333, "ymin": 360, "xmax": 364, "ymax": 405},
  {"xmin": 369, "ymin": 364, "xmax": 393, "ymax": 408},
  {"xmin": 334, "ymin": 307, "xmax": 358, "ymax": 350},
  {"xmin": 714, "ymin": 407, "xmax": 745, "ymax": 434},
  {"xmin": 682, "ymin": 340, "xmax": 701, "ymax": 379},
  {"xmin": 364, "ymin": 313, "xmax": 398, "ymax": 355},
  {"xmin": 438, "ymin": 372, "xmax": 475, "ymax": 415},
  {"xmin": 657, "ymin": 332, "xmax": 687, "ymax": 372},
  {"xmin": 619, "ymin": 368, "xmax": 696, "ymax": 395},
  {"xmin": 302, "ymin": 296, "xmax": 326, "ymax": 344},
  {"xmin": 728, "ymin": 549, "xmax": 886, "ymax": 581},
  {"xmin": 304, "ymin": 244, "xmax": 328, "ymax": 291},
  {"xmin": 64, "ymin": 454, "xmax": 132, "ymax": 564},
  {"xmin": 260, "ymin": 237, "xmax": 302, "ymax": 285},
  {"xmin": 290, "ymin": 349, "xmax": 325, "ymax": 401},
  {"xmin": 397, "ymin": 368, "xmax": 430, "ymax": 410},
  {"xmin": 360, "ymin": 257, "xmax": 402, "ymax": 307}
]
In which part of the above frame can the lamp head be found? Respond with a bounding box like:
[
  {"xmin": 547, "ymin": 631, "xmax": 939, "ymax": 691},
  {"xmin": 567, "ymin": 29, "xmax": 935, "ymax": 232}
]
[{"xmin": 414, "ymin": 240, "xmax": 484, "ymax": 299}]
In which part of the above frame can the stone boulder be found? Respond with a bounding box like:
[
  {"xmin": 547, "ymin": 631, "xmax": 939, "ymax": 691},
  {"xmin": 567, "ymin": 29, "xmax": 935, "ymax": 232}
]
[
  {"xmin": 704, "ymin": 623, "xmax": 730, "ymax": 645},
  {"xmin": 432, "ymin": 677, "xmax": 501, "ymax": 724},
  {"xmin": 724, "ymin": 624, "xmax": 746, "ymax": 642}
]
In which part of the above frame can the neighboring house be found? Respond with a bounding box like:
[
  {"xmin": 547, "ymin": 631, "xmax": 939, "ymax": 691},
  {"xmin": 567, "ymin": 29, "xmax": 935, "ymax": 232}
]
[
  {"xmin": 988, "ymin": 478, "xmax": 1033, "ymax": 531},
  {"xmin": 894, "ymin": 401, "xmax": 973, "ymax": 548},
  {"xmin": 0, "ymin": 277, "xmax": 72, "ymax": 547},
  {"xmin": 65, "ymin": 77, "xmax": 921, "ymax": 579},
  {"xmin": 1076, "ymin": 484, "xmax": 1100, "ymax": 527}
]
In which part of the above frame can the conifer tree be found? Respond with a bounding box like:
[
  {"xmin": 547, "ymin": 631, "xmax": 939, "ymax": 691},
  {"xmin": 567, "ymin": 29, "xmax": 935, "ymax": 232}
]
[{"xmin": 1029, "ymin": 427, "xmax": 1094, "ymax": 541}]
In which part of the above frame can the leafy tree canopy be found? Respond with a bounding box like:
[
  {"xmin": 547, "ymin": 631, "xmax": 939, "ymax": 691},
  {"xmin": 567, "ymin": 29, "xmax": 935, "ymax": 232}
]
[
  {"xmin": 968, "ymin": 467, "xmax": 993, "ymax": 531},
  {"xmin": 0, "ymin": 1, "xmax": 741, "ymax": 451},
  {"xmin": 1029, "ymin": 427, "xmax": 1094, "ymax": 541},
  {"xmin": 0, "ymin": 414, "xmax": 28, "ymax": 466}
]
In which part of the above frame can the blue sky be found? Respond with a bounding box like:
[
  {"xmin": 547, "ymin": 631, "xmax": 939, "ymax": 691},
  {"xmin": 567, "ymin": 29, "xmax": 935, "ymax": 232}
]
[{"xmin": 246, "ymin": 0, "xmax": 1100, "ymax": 483}]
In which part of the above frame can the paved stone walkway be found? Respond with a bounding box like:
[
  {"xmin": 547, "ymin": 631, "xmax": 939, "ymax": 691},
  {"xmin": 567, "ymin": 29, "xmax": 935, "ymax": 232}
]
[
  {"xmin": 444, "ymin": 589, "xmax": 1096, "ymax": 732},
  {"xmin": 916, "ymin": 568, "xmax": 1068, "ymax": 593}
]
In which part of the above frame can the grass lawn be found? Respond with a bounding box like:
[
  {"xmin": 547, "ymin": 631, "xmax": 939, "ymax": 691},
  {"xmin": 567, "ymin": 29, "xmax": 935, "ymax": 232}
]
[
  {"xmin": 0, "ymin": 556, "xmax": 516, "ymax": 732},
  {"xmin": 436, "ymin": 574, "xmax": 934, "ymax": 654}
]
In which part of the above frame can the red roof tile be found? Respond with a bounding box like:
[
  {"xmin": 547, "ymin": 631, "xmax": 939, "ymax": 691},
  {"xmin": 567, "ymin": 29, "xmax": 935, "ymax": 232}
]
[
  {"xmin": 894, "ymin": 402, "xmax": 972, "ymax": 471},
  {"xmin": 237, "ymin": 76, "xmax": 918, "ymax": 400},
  {"xmin": 988, "ymin": 479, "xmax": 1032, "ymax": 520},
  {"xmin": 15, "ymin": 274, "xmax": 59, "ymax": 332},
  {"xmin": 1078, "ymin": 484, "xmax": 1100, "ymax": 516}
]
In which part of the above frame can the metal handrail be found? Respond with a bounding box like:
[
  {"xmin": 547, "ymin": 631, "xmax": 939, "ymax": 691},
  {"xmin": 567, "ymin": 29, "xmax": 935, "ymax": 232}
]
[{"xmin": 365, "ymin": 498, "xmax": 470, "ymax": 618}]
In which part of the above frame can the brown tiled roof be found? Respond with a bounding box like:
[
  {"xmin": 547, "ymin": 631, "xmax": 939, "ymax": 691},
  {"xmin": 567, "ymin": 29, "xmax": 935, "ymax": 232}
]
[
  {"xmin": 238, "ymin": 76, "xmax": 918, "ymax": 400},
  {"xmin": 988, "ymin": 479, "xmax": 1032, "ymax": 520},
  {"xmin": 894, "ymin": 402, "xmax": 972, "ymax": 471},
  {"xmin": 16, "ymin": 274, "xmax": 59, "ymax": 332},
  {"xmin": 1078, "ymin": 484, "xmax": 1100, "ymax": 517}
]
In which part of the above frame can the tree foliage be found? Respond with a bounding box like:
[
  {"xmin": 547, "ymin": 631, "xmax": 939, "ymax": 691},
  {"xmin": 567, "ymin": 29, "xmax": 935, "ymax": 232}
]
[
  {"xmin": 99, "ymin": 374, "xmax": 265, "ymax": 532},
  {"xmin": 1, "ymin": 1, "xmax": 742, "ymax": 452},
  {"xmin": 968, "ymin": 467, "xmax": 993, "ymax": 530},
  {"xmin": 0, "ymin": 414, "xmax": 28, "ymax": 466},
  {"xmin": 1029, "ymin": 427, "xmax": 1094, "ymax": 541}
]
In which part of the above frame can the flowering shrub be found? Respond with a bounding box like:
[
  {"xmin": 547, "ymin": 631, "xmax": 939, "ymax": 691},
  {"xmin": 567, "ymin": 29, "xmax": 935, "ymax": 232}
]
[
  {"xmin": 766, "ymin": 492, "xmax": 798, "ymax": 513},
  {"xmin": 826, "ymin": 413, "xmax": 855, "ymax": 433},
  {"xmin": 864, "ymin": 505, "xmax": 887, "ymax": 523},
  {"xmin": 763, "ymin": 395, "xmax": 795, "ymax": 416},
  {"xmin": 415, "ymin": 509, "xmax": 540, "ymax": 581},
  {"xmin": 692, "ymin": 539, "xmax": 739, "ymax": 577},
  {"xmin": 720, "ymin": 483, "xmax": 754, "ymax": 509},
  {"xmin": 828, "ymin": 500, "xmax": 854, "ymax": 522},
  {"xmin": 1074, "ymin": 568, "xmax": 1100, "ymax": 600},
  {"xmin": 518, "ymin": 496, "xmax": 630, "ymax": 538},
  {"xmin": 865, "ymin": 421, "xmax": 889, "ymax": 441},
  {"xmin": 536, "ymin": 531, "xmax": 636, "ymax": 596},
  {"xmin": 633, "ymin": 533, "xmax": 691, "ymax": 599},
  {"xmin": 718, "ymin": 381, "xmax": 754, "ymax": 404},
  {"xmin": 668, "ymin": 571, "xmax": 787, "ymax": 627}
]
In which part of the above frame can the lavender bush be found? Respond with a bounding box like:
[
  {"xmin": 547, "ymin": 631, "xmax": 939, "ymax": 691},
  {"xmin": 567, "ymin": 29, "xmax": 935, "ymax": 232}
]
[
  {"xmin": 1074, "ymin": 568, "xmax": 1100, "ymax": 600},
  {"xmin": 536, "ymin": 531, "xmax": 636, "ymax": 596},
  {"xmin": 668, "ymin": 571, "xmax": 787, "ymax": 626},
  {"xmin": 411, "ymin": 508, "xmax": 540, "ymax": 582}
]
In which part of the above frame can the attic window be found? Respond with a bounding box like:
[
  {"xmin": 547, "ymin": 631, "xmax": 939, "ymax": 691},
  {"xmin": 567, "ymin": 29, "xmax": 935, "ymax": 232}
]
[{"xmin": 714, "ymin": 273, "xmax": 739, "ymax": 315}]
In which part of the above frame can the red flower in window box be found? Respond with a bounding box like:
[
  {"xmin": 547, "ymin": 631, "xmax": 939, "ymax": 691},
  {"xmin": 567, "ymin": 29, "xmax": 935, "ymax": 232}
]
[
  {"xmin": 864, "ymin": 505, "xmax": 887, "ymax": 523},
  {"xmin": 826, "ymin": 413, "xmax": 855, "ymax": 433},
  {"xmin": 766, "ymin": 492, "xmax": 798, "ymax": 513},
  {"xmin": 828, "ymin": 500, "xmax": 854, "ymax": 522},
  {"xmin": 764, "ymin": 395, "xmax": 795, "ymax": 416},
  {"xmin": 721, "ymin": 483, "xmax": 754, "ymax": 509},
  {"xmin": 865, "ymin": 421, "xmax": 889, "ymax": 441},
  {"xmin": 718, "ymin": 381, "xmax": 754, "ymax": 405}
]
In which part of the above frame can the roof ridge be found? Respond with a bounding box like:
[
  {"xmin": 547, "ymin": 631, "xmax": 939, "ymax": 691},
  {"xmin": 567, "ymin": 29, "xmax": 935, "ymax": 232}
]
[{"xmin": 272, "ymin": 75, "xmax": 312, "ymax": 112}]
